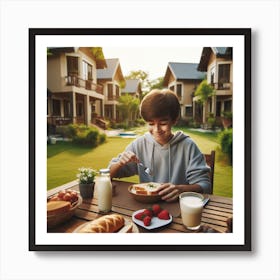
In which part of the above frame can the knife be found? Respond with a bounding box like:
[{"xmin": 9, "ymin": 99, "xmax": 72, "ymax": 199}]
[{"xmin": 203, "ymin": 197, "xmax": 210, "ymax": 207}]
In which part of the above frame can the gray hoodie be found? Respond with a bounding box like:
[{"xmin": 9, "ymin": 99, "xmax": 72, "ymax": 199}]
[{"xmin": 108, "ymin": 131, "xmax": 211, "ymax": 193}]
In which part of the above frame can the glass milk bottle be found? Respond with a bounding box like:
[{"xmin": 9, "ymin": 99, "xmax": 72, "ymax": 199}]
[{"xmin": 96, "ymin": 168, "xmax": 112, "ymax": 213}]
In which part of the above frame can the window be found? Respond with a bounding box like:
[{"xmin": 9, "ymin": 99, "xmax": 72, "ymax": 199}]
[
  {"xmin": 107, "ymin": 84, "xmax": 113, "ymax": 100},
  {"xmin": 170, "ymin": 85, "xmax": 174, "ymax": 92},
  {"xmin": 47, "ymin": 98, "xmax": 49, "ymax": 116},
  {"xmin": 64, "ymin": 100, "xmax": 71, "ymax": 117},
  {"xmin": 218, "ymin": 64, "xmax": 230, "ymax": 83},
  {"xmin": 176, "ymin": 84, "xmax": 182, "ymax": 100},
  {"xmin": 210, "ymin": 66, "xmax": 215, "ymax": 84},
  {"xmin": 115, "ymin": 85, "xmax": 119, "ymax": 98},
  {"xmin": 224, "ymin": 100, "xmax": 232, "ymax": 112},
  {"xmin": 52, "ymin": 99, "xmax": 61, "ymax": 116},
  {"xmin": 216, "ymin": 101, "xmax": 222, "ymax": 117},
  {"xmin": 82, "ymin": 60, "xmax": 93, "ymax": 80},
  {"xmin": 67, "ymin": 56, "xmax": 78, "ymax": 76},
  {"xmin": 87, "ymin": 64, "xmax": 92, "ymax": 80},
  {"xmin": 76, "ymin": 102, "xmax": 84, "ymax": 116},
  {"xmin": 91, "ymin": 104, "xmax": 96, "ymax": 114},
  {"xmin": 185, "ymin": 106, "xmax": 192, "ymax": 117}
]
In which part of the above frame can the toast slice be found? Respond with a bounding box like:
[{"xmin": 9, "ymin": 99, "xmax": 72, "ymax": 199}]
[
  {"xmin": 47, "ymin": 200, "xmax": 71, "ymax": 216},
  {"xmin": 131, "ymin": 182, "xmax": 161, "ymax": 196}
]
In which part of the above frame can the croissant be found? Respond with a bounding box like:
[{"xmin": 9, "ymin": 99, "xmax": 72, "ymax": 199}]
[{"xmin": 78, "ymin": 214, "xmax": 125, "ymax": 233}]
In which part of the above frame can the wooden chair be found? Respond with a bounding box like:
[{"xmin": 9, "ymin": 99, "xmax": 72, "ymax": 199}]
[{"xmin": 204, "ymin": 150, "xmax": 215, "ymax": 194}]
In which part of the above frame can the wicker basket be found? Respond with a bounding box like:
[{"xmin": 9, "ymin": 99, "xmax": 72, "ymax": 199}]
[{"xmin": 47, "ymin": 195, "xmax": 82, "ymax": 228}]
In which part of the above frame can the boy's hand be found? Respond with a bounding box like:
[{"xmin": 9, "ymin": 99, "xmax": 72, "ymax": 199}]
[
  {"xmin": 158, "ymin": 183, "xmax": 180, "ymax": 202},
  {"xmin": 118, "ymin": 151, "xmax": 139, "ymax": 167}
]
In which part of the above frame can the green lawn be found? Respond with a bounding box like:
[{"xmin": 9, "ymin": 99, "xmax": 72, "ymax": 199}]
[{"xmin": 47, "ymin": 128, "xmax": 232, "ymax": 197}]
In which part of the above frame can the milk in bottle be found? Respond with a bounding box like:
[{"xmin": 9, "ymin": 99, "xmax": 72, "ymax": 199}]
[{"xmin": 96, "ymin": 168, "xmax": 112, "ymax": 213}]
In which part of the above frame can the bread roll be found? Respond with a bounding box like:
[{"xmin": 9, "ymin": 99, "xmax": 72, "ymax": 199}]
[
  {"xmin": 78, "ymin": 214, "xmax": 125, "ymax": 233},
  {"xmin": 47, "ymin": 201, "xmax": 71, "ymax": 215}
]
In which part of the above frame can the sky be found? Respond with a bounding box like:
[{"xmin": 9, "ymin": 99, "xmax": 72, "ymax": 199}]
[{"xmin": 102, "ymin": 46, "xmax": 203, "ymax": 80}]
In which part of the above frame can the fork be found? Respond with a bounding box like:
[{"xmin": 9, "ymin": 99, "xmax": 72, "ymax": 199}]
[{"xmin": 138, "ymin": 162, "xmax": 153, "ymax": 176}]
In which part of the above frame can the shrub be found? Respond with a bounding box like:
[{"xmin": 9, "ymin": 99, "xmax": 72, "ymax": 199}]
[
  {"xmin": 175, "ymin": 118, "xmax": 188, "ymax": 127},
  {"xmin": 67, "ymin": 124, "xmax": 107, "ymax": 148},
  {"xmin": 207, "ymin": 114, "xmax": 216, "ymax": 129},
  {"xmin": 98, "ymin": 133, "xmax": 107, "ymax": 144},
  {"xmin": 85, "ymin": 129, "xmax": 99, "ymax": 147},
  {"xmin": 114, "ymin": 122, "xmax": 129, "ymax": 129},
  {"xmin": 219, "ymin": 128, "xmax": 232, "ymax": 165},
  {"xmin": 221, "ymin": 111, "xmax": 232, "ymax": 119},
  {"xmin": 135, "ymin": 118, "xmax": 146, "ymax": 126},
  {"xmin": 186, "ymin": 118, "xmax": 200, "ymax": 128},
  {"xmin": 64, "ymin": 124, "xmax": 77, "ymax": 138}
]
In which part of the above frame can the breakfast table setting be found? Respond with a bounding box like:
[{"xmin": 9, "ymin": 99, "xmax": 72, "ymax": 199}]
[{"xmin": 47, "ymin": 179, "xmax": 233, "ymax": 234}]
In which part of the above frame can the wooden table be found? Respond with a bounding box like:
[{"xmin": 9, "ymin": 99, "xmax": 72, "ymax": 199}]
[{"xmin": 47, "ymin": 180, "xmax": 233, "ymax": 233}]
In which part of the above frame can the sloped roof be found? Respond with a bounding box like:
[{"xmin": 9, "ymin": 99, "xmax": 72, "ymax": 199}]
[
  {"xmin": 197, "ymin": 47, "xmax": 232, "ymax": 71},
  {"xmin": 163, "ymin": 62, "xmax": 205, "ymax": 86},
  {"xmin": 212, "ymin": 47, "xmax": 228, "ymax": 55},
  {"xmin": 121, "ymin": 79, "xmax": 141, "ymax": 93},
  {"xmin": 47, "ymin": 47, "xmax": 107, "ymax": 68},
  {"xmin": 97, "ymin": 58, "xmax": 124, "ymax": 81}
]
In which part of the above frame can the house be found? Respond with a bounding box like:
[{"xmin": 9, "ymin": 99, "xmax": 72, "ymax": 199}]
[
  {"xmin": 163, "ymin": 62, "xmax": 206, "ymax": 119},
  {"xmin": 196, "ymin": 47, "xmax": 233, "ymax": 124},
  {"xmin": 121, "ymin": 79, "xmax": 142, "ymax": 99},
  {"xmin": 97, "ymin": 58, "xmax": 125, "ymax": 121},
  {"xmin": 47, "ymin": 47, "xmax": 107, "ymax": 131},
  {"xmin": 121, "ymin": 79, "xmax": 142, "ymax": 122}
]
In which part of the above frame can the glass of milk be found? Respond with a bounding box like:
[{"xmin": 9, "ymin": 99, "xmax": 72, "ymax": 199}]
[{"xmin": 179, "ymin": 192, "xmax": 204, "ymax": 230}]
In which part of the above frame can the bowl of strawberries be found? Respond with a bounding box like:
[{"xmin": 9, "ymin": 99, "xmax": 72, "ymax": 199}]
[{"xmin": 132, "ymin": 204, "xmax": 172, "ymax": 230}]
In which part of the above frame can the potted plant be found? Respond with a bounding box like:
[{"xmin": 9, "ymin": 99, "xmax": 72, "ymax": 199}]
[
  {"xmin": 221, "ymin": 111, "xmax": 232, "ymax": 129},
  {"xmin": 77, "ymin": 167, "xmax": 97, "ymax": 198},
  {"xmin": 207, "ymin": 113, "xmax": 216, "ymax": 130}
]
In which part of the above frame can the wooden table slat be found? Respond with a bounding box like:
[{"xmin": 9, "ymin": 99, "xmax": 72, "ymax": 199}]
[
  {"xmin": 203, "ymin": 208, "xmax": 232, "ymax": 219},
  {"xmin": 207, "ymin": 202, "xmax": 233, "ymax": 211}
]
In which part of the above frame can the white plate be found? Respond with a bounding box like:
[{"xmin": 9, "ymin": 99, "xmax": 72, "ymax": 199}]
[{"xmin": 132, "ymin": 209, "xmax": 172, "ymax": 230}]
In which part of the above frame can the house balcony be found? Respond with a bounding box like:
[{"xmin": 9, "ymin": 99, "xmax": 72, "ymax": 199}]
[
  {"xmin": 106, "ymin": 96, "xmax": 120, "ymax": 104},
  {"xmin": 47, "ymin": 116, "xmax": 74, "ymax": 126},
  {"xmin": 65, "ymin": 75, "xmax": 103, "ymax": 94},
  {"xmin": 211, "ymin": 82, "xmax": 232, "ymax": 95}
]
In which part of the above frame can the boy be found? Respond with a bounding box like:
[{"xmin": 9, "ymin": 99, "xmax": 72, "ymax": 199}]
[{"xmin": 109, "ymin": 89, "xmax": 211, "ymax": 202}]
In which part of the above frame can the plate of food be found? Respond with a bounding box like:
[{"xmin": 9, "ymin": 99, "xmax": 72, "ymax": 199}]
[
  {"xmin": 128, "ymin": 182, "xmax": 162, "ymax": 203},
  {"xmin": 132, "ymin": 204, "xmax": 172, "ymax": 230},
  {"xmin": 73, "ymin": 213, "xmax": 139, "ymax": 233},
  {"xmin": 47, "ymin": 189, "xmax": 82, "ymax": 228}
]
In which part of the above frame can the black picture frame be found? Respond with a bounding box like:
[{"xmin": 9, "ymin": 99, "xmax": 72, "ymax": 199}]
[{"xmin": 29, "ymin": 28, "xmax": 251, "ymax": 251}]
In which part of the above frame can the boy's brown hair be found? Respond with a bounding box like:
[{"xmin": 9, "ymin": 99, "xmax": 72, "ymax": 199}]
[{"xmin": 140, "ymin": 89, "xmax": 181, "ymax": 122}]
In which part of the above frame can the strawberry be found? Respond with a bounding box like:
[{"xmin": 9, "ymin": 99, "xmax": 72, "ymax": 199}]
[
  {"xmin": 143, "ymin": 216, "xmax": 152, "ymax": 226},
  {"xmin": 134, "ymin": 211, "xmax": 146, "ymax": 220},
  {"xmin": 143, "ymin": 209, "xmax": 153, "ymax": 217},
  {"xmin": 157, "ymin": 209, "xmax": 170, "ymax": 220},
  {"xmin": 152, "ymin": 204, "xmax": 162, "ymax": 216}
]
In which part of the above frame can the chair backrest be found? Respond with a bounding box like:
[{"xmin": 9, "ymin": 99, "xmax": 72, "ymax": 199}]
[{"xmin": 204, "ymin": 150, "xmax": 215, "ymax": 194}]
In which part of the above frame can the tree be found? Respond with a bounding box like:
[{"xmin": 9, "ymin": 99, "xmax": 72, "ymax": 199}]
[
  {"xmin": 194, "ymin": 80, "xmax": 215, "ymax": 124},
  {"xmin": 125, "ymin": 70, "xmax": 150, "ymax": 94},
  {"xmin": 117, "ymin": 94, "xmax": 140, "ymax": 127},
  {"xmin": 92, "ymin": 47, "xmax": 105, "ymax": 60},
  {"xmin": 147, "ymin": 77, "xmax": 164, "ymax": 91},
  {"xmin": 126, "ymin": 70, "xmax": 165, "ymax": 96}
]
